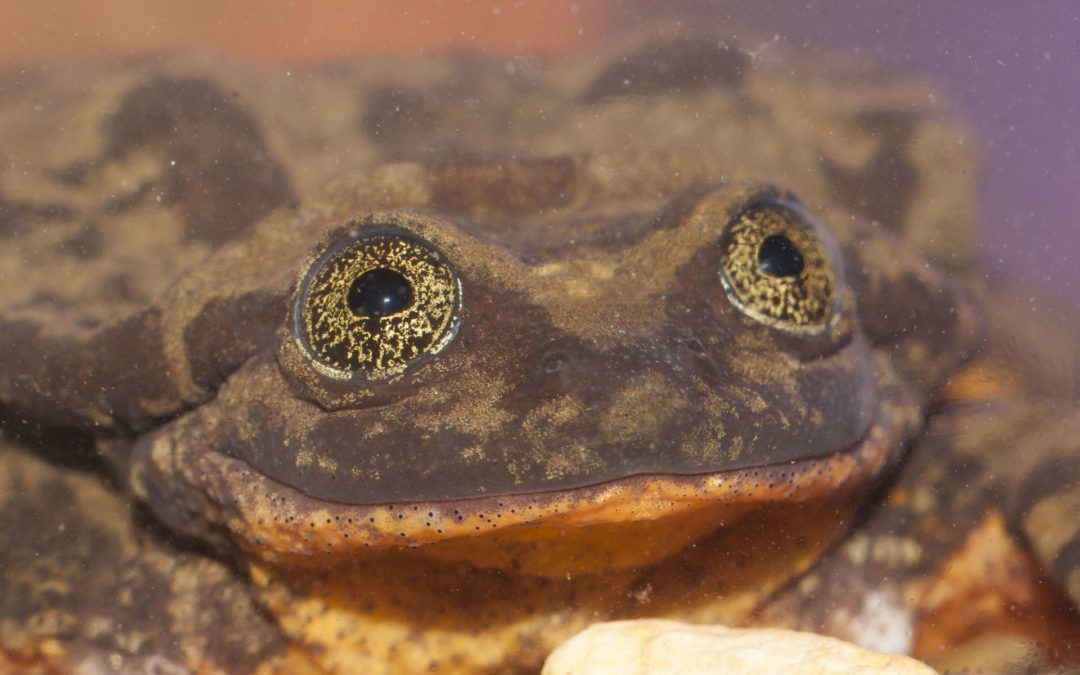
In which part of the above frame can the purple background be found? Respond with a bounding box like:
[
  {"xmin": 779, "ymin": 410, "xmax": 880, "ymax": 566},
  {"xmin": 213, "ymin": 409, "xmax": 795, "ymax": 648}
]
[{"xmin": 633, "ymin": 2, "xmax": 1080, "ymax": 305}]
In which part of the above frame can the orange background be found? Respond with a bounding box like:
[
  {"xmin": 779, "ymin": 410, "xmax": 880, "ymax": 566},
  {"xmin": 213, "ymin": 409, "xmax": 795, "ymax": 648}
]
[{"xmin": 0, "ymin": 0, "xmax": 612, "ymax": 64}]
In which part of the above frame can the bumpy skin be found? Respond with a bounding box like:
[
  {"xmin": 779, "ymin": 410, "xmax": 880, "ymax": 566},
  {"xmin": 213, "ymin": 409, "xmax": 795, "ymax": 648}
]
[{"xmin": 0, "ymin": 32, "xmax": 1070, "ymax": 674}]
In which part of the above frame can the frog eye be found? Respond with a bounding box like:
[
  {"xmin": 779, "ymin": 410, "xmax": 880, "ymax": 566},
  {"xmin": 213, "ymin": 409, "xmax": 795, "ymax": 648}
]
[
  {"xmin": 718, "ymin": 198, "xmax": 837, "ymax": 331},
  {"xmin": 296, "ymin": 229, "xmax": 462, "ymax": 379}
]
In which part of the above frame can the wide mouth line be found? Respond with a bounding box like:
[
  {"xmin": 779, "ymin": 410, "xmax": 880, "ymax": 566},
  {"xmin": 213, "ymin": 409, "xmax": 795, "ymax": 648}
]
[
  {"xmin": 235, "ymin": 412, "xmax": 885, "ymax": 510},
  {"xmin": 162, "ymin": 391, "xmax": 907, "ymax": 562}
]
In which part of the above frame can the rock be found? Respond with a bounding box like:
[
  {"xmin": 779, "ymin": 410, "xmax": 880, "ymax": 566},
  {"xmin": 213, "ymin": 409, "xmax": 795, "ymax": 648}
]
[{"xmin": 542, "ymin": 619, "xmax": 938, "ymax": 675}]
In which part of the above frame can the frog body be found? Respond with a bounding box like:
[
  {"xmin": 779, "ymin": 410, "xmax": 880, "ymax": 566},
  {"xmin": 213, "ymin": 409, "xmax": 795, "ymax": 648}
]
[{"xmin": 0, "ymin": 33, "xmax": 1074, "ymax": 674}]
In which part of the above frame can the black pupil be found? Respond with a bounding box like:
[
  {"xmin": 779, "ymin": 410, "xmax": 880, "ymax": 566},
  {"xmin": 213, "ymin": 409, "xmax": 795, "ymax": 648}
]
[
  {"xmin": 347, "ymin": 268, "xmax": 413, "ymax": 317},
  {"xmin": 757, "ymin": 234, "xmax": 805, "ymax": 278}
]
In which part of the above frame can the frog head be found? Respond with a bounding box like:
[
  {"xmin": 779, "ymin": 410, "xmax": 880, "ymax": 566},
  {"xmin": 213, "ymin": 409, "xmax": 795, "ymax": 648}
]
[{"xmin": 126, "ymin": 158, "xmax": 981, "ymax": 578}]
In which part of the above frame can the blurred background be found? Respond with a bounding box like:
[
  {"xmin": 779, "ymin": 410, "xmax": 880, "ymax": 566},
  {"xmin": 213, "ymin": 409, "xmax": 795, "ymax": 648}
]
[{"xmin": 2, "ymin": 0, "xmax": 1076, "ymax": 303}]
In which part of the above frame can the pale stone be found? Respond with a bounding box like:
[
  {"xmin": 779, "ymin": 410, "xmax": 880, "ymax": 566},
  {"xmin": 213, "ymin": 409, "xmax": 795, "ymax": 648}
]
[{"xmin": 542, "ymin": 619, "xmax": 938, "ymax": 675}]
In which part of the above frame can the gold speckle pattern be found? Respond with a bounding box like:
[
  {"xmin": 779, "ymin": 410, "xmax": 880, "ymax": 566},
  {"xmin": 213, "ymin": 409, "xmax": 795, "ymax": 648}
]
[
  {"xmin": 719, "ymin": 201, "xmax": 835, "ymax": 330},
  {"xmin": 299, "ymin": 232, "xmax": 460, "ymax": 377}
]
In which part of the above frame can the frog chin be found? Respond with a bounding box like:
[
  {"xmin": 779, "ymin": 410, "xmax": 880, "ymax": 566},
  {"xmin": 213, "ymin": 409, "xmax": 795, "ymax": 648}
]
[{"xmin": 129, "ymin": 361, "xmax": 919, "ymax": 579}]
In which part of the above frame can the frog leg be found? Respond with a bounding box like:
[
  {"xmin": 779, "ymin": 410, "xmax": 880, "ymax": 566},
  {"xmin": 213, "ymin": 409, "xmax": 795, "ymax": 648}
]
[{"xmin": 1003, "ymin": 406, "xmax": 1080, "ymax": 610}]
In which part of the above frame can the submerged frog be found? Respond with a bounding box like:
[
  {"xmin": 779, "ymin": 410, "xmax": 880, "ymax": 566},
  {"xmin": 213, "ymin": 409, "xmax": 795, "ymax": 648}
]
[{"xmin": 0, "ymin": 33, "xmax": 1076, "ymax": 673}]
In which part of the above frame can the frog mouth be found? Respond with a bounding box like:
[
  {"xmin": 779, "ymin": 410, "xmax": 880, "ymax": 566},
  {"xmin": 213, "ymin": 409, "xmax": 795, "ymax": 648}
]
[{"xmin": 131, "ymin": 360, "xmax": 920, "ymax": 575}]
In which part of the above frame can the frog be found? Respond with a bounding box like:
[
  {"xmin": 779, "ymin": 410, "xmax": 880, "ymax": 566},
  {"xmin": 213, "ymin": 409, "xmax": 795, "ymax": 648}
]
[{"xmin": 0, "ymin": 31, "xmax": 1076, "ymax": 674}]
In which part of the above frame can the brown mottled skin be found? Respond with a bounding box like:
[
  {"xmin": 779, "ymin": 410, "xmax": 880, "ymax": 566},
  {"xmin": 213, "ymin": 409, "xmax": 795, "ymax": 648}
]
[{"xmin": 0, "ymin": 32, "xmax": 1076, "ymax": 673}]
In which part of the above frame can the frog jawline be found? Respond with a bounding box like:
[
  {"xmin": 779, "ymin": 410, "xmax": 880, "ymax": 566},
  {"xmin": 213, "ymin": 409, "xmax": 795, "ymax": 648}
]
[{"xmin": 153, "ymin": 391, "xmax": 915, "ymax": 571}]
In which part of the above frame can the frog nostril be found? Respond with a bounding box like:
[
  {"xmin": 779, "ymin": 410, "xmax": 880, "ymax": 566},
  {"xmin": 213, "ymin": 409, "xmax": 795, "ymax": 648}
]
[{"xmin": 685, "ymin": 338, "xmax": 706, "ymax": 354}]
